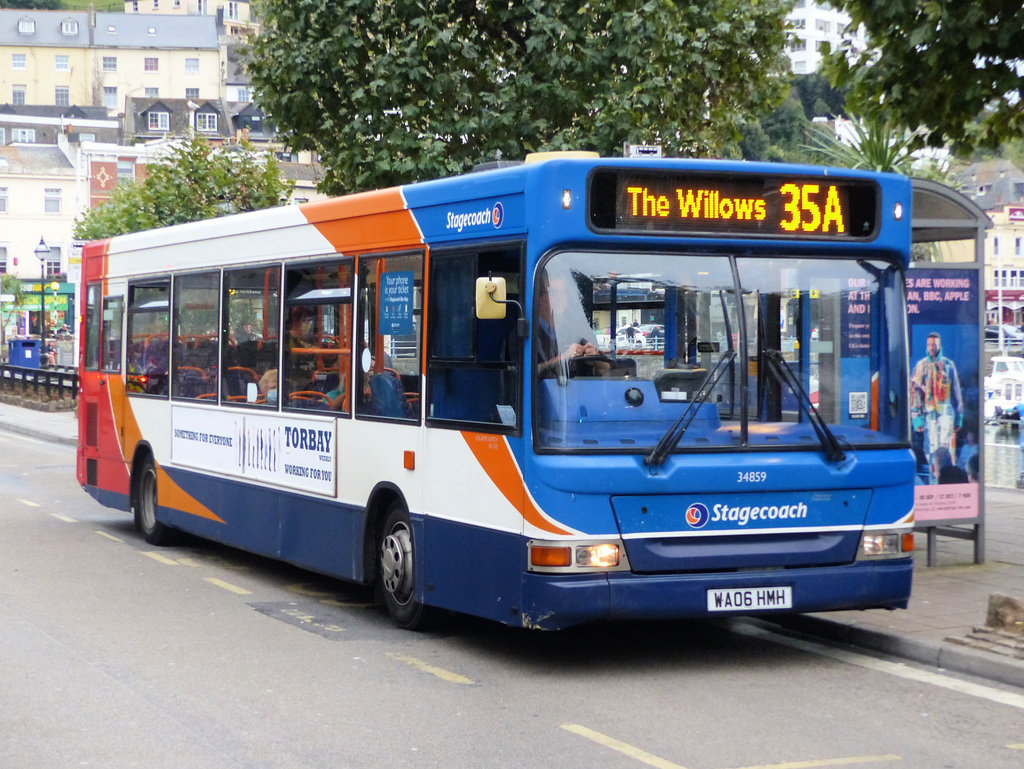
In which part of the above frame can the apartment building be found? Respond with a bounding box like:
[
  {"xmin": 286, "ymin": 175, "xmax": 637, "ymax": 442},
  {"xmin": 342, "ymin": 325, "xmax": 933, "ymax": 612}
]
[
  {"xmin": 1, "ymin": 9, "xmax": 221, "ymax": 116},
  {"xmin": 786, "ymin": 0, "xmax": 867, "ymax": 74}
]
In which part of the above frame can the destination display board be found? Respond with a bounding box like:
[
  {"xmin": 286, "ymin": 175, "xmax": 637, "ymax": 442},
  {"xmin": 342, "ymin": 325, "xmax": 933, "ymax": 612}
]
[{"xmin": 589, "ymin": 169, "xmax": 879, "ymax": 239}]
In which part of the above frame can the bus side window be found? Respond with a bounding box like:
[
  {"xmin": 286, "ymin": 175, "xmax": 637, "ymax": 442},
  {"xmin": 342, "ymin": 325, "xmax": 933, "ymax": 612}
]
[
  {"xmin": 222, "ymin": 265, "xmax": 281, "ymax": 407},
  {"xmin": 100, "ymin": 296, "xmax": 123, "ymax": 374},
  {"xmin": 356, "ymin": 252, "xmax": 422, "ymax": 421},
  {"xmin": 126, "ymin": 278, "xmax": 170, "ymax": 396},
  {"xmin": 83, "ymin": 283, "xmax": 101, "ymax": 371},
  {"xmin": 426, "ymin": 246, "xmax": 521, "ymax": 430},
  {"xmin": 172, "ymin": 272, "xmax": 220, "ymax": 401}
]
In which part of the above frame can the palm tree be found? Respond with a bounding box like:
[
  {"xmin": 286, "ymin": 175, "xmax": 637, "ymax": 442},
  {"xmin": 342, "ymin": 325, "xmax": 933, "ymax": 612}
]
[
  {"xmin": 804, "ymin": 113, "xmax": 924, "ymax": 174},
  {"xmin": 0, "ymin": 273, "xmax": 26, "ymax": 360}
]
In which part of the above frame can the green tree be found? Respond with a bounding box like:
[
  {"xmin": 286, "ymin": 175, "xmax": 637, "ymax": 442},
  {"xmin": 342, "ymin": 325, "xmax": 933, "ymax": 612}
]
[
  {"xmin": 0, "ymin": 1, "xmax": 64, "ymax": 8},
  {"xmin": 74, "ymin": 135, "xmax": 292, "ymax": 240},
  {"xmin": 823, "ymin": 1, "xmax": 1024, "ymax": 154},
  {"xmin": 246, "ymin": 0, "xmax": 794, "ymax": 194},
  {"xmin": 804, "ymin": 115, "xmax": 922, "ymax": 174}
]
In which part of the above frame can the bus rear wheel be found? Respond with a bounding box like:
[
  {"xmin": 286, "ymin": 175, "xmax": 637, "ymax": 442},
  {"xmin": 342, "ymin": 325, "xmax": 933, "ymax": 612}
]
[
  {"xmin": 378, "ymin": 502, "xmax": 433, "ymax": 630},
  {"xmin": 134, "ymin": 456, "xmax": 172, "ymax": 546}
]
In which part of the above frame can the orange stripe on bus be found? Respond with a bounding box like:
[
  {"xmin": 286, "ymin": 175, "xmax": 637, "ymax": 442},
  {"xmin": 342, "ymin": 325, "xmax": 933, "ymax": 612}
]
[
  {"xmin": 461, "ymin": 432, "xmax": 572, "ymax": 536},
  {"xmin": 109, "ymin": 377, "xmax": 225, "ymax": 525},
  {"xmin": 299, "ymin": 189, "xmax": 422, "ymax": 252}
]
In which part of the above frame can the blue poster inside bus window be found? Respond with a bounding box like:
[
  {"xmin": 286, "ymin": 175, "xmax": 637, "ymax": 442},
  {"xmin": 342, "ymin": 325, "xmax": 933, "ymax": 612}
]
[{"xmin": 380, "ymin": 271, "xmax": 414, "ymax": 335}]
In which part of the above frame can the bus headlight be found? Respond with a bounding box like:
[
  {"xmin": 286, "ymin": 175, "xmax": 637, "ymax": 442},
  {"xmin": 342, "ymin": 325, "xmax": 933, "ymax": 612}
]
[
  {"xmin": 859, "ymin": 530, "xmax": 914, "ymax": 559},
  {"xmin": 529, "ymin": 539, "xmax": 629, "ymax": 573},
  {"xmin": 577, "ymin": 543, "xmax": 620, "ymax": 568}
]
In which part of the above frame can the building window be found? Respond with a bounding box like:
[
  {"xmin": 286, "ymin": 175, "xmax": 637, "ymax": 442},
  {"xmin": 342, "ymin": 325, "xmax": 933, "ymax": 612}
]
[
  {"xmin": 55, "ymin": 86, "xmax": 70, "ymax": 107},
  {"xmin": 12, "ymin": 128, "xmax": 34, "ymax": 142},
  {"xmin": 228, "ymin": 2, "xmax": 241, "ymax": 20},
  {"xmin": 197, "ymin": 0, "xmax": 209, "ymax": 15},
  {"xmin": 789, "ymin": 38, "xmax": 807, "ymax": 51},
  {"xmin": 148, "ymin": 112, "xmax": 170, "ymax": 131},
  {"xmin": 118, "ymin": 160, "xmax": 136, "ymax": 184},
  {"xmin": 104, "ymin": 86, "xmax": 118, "ymax": 110},
  {"xmin": 994, "ymin": 236, "xmax": 1001, "ymax": 255},
  {"xmin": 17, "ymin": 19, "xmax": 36, "ymax": 35},
  {"xmin": 145, "ymin": 87, "xmax": 159, "ymax": 98},
  {"xmin": 816, "ymin": 19, "xmax": 831, "ymax": 33},
  {"xmin": 185, "ymin": 58, "xmax": 199, "ymax": 74},
  {"xmin": 0, "ymin": 188, "xmax": 7, "ymax": 214},
  {"xmin": 185, "ymin": 88, "xmax": 200, "ymax": 100},
  {"xmin": 131, "ymin": 1, "xmax": 139, "ymax": 10},
  {"xmin": 103, "ymin": 56, "xmax": 117, "ymax": 72},
  {"xmin": 153, "ymin": 0, "xmax": 160, "ymax": 8},
  {"xmin": 12, "ymin": 54, "xmax": 26, "ymax": 71},
  {"xmin": 792, "ymin": 61, "xmax": 807, "ymax": 74},
  {"xmin": 1016, "ymin": 237, "xmax": 1023, "ymax": 257},
  {"xmin": 12, "ymin": 86, "xmax": 26, "ymax": 105},
  {"xmin": 46, "ymin": 246, "xmax": 61, "ymax": 277},
  {"xmin": 145, "ymin": 57, "xmax": 159, "ymax": 72},
  {"xmin": 62, "ymin": 19, "xmax": 79, "ymax": 35},
  {"xmin": 0, "ymin": 246, "xmax": 7, "ymax": 272},
  {"xmin": 0, "ymin": 128, "xmax": 4, "ymax": 143},
  {"xmin": 55, "ymin": 55, "xmax": 70, "ymax": 72},
  {"xmin": 45, "ymin": 188, "xmax": 61, "ymax": 215},
  {"xmin": 197, "ymin": 113, "xmax": 217, "ymax": 132}
]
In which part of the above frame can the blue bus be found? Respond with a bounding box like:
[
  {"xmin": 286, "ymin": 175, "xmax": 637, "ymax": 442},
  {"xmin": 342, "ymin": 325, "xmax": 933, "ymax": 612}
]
[{"xmin": 79, "ymin": 154, "xmax": 914, "ymax": 629}]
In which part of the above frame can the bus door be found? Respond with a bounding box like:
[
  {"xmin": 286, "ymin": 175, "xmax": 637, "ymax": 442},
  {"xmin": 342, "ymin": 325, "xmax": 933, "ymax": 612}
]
[{"xmin": 79, "ymin": 281, "xmax": 128, "ymax": 495}]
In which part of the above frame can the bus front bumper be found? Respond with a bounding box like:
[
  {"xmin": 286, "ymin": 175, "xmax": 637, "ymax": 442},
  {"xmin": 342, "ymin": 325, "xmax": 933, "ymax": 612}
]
[{"xmin": 518, "ymin": 559, "xmax": 913, "ymax": 631}]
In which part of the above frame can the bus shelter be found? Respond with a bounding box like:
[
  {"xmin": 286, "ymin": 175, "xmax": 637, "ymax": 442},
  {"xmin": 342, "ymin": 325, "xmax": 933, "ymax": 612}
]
[{"xmin": 909, "ymin": 178, "xmax": 991, "ymax": 566}]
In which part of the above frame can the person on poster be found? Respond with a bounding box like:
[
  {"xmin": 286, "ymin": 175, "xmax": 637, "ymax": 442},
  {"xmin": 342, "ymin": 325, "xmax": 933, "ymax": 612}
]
[{"xmin": 911, "ymin": 331, "xmax": 964, "ymax": 476}]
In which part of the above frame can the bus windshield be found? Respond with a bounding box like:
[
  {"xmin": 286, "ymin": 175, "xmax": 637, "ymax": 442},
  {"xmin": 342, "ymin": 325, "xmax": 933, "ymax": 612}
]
[{"xmin": 534, "ymin": 251, "xmax": 908, "ymax": 454}]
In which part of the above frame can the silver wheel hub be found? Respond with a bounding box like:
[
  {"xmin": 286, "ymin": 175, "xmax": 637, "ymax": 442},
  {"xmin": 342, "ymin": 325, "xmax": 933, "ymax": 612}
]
[{"xmin": 381, "ymin": 523, "xmax": 413, "ymax": 605}]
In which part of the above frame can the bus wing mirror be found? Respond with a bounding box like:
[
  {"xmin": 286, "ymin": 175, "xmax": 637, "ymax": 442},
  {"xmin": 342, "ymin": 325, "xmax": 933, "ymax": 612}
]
[{"xmin": 476, "ymin": 277, "xmax": 507, "ymax": 320}]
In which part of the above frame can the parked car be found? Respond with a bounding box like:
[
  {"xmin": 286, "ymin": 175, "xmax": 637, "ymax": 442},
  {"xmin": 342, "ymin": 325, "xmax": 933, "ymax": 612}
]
[{"xmin": 985, "ymin": 325, "xmax": 1024, "ymax": 346}]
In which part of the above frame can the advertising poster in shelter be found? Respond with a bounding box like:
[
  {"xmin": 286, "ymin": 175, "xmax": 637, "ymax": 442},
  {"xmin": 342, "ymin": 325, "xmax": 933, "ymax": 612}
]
[{"xmin": 906, "ymin": 267, "xmax": 979, "ymax": 521}]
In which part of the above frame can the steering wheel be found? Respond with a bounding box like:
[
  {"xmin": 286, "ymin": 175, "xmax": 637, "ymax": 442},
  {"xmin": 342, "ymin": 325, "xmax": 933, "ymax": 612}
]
[{"xmin": 567, "ymin": 354, "xmax": 616, "ymax": 378}]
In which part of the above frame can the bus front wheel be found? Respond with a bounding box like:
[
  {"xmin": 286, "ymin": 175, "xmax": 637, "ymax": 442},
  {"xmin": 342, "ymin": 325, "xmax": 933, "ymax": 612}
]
[
  {"xmin": 134, "ymin": 456, "xmax": 172, "ymax": 546},
  {"xmin": 378, "ymin": 502, "xmax": 433, "ymax": 630}
]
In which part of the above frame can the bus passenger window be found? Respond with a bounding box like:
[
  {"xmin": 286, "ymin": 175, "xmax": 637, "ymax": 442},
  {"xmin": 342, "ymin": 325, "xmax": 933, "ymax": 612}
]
[
  {"xmin": 83, "ymin": 283, "xmax": 101, "ymax": 371},
  {"xmin": 356, "ymin": 252, "xmax": 422, "ymax": 421},
  {"xmin": 126, "ymin": 279, "xmax": 170, "ymax": 396},
  {"xmin": 172, "ymin": 272, "xmax": 220, "ymax": 401},
  {"xmin": 222, "ymin": 266, "xmax": 280, "ymax": 406},
  {"xmin": 100, "ymin": 296, "xmax": 123, "ymax": 374},
  {"xmin": 282, "ymin": 260, "xmax": 353, "ymax": 413},
  {"xmin": 426, "ymin": 247, "xmax": 521, "ymax": 430}
]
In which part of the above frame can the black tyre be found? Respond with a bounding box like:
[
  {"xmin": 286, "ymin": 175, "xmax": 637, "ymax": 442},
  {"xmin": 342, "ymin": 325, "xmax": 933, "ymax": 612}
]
[
  {"xmin": 378, "ymin": 502, "xmax": 434, "ymax": 630},
  {"xmin": 133, "ymin": 455, "xmax": 173, "ymax": 546}
]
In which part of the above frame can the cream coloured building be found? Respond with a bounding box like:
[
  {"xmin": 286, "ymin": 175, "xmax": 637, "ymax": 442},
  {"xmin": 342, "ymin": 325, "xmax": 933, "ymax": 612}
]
[
  {"xmin": 0, "ymin": 12, "xmax": 92, "ymax": 107},
  {"xmin": 1, "ymin": 10, "xmax": 221, "ymax": 117}
]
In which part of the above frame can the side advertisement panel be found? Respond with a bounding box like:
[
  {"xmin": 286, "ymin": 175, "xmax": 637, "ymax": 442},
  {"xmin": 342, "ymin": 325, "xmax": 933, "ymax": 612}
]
[{"xmin": 171, "ymin": 406, "xmax": 336, "ymax": 497}]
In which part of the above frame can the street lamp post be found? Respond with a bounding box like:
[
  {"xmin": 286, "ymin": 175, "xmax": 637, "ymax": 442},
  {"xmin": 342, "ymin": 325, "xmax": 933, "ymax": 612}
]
[{"xmin": 34, "ymin": 237, "xmax": 50, "ymax": 367}]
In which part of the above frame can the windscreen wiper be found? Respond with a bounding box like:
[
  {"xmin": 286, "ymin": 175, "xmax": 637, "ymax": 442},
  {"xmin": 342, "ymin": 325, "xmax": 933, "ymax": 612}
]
[
  {"xmin": 762, "ymin": 349, "xmax": 846, "ymax": 463},
  {"xmin": 645, "ymin": 350, "xmax": 737, "ymax": 467}
]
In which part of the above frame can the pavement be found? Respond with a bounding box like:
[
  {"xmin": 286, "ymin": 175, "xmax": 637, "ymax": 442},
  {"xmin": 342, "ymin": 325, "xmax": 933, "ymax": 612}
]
[{"xmin": 1, "ymin": 399, "xmax": 1022, "ymax": 687}]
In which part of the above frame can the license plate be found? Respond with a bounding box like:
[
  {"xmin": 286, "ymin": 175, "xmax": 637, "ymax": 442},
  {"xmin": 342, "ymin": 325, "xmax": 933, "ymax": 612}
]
[{"xmin": 707, "ymin": 586, "xmax": 792, "ymax": 612}]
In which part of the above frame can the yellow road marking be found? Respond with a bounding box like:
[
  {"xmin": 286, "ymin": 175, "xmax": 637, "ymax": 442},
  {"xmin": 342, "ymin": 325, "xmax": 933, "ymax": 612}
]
[
  {"xmin": 1008, "ymin": 744, "xmax": 1024, "ymax": 749},
  {"xmin": 388, "ymin": 653, "xmax": 474, "ymax": 685},
  {"xmin": 727, "ymin": 755, "xmax": 901, "ymax": 769},
  {"xmin": 94, "ymin": 531, "xmax": 123, "ymax": 542},
  {"xmin": 174, "ymin": 558, "xmax": 201, "ymax": 567},
  {"xmin": 20, "ymin": 499, "xmax": 40, "ymax": 507},
  {"xmin": 50, "ymin": 513, "xmax": 75, "ymax": 522},
  {"xmin": 562, "ymin": 724, "xmax": 690, "ymax": 769},
  {"xmin": 319, "ymin": 598, "xmax": 374, "ymax": 609},
  {"xmin": 204, "ymin": 577, "xmax": 251, "ymax": 595},
  {"xmin": 142, "ymin": 551, "xmax": 179, "ymax": 565}
]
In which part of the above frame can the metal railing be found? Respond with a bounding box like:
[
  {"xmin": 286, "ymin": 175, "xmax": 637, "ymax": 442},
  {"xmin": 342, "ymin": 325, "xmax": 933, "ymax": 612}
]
[{"xmin": 0, "ymin": 363, "xmax": 79, "ymax": 403}]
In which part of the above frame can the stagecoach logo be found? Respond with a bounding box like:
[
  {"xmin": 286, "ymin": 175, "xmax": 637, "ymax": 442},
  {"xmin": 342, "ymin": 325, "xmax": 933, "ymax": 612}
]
[
  {"xmin": 446, "ymin": 202, "xmax": 504, "ymax": 233},
  {"xmin": 685, "ymin": 503, "xmax": 710, "ymax": 529}
]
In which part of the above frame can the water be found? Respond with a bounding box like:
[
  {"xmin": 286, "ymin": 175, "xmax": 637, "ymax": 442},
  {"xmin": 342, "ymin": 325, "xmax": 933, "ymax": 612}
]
[{"xmin": 985, "ymin": 422, "xmax": 1023, "ymax": 488}]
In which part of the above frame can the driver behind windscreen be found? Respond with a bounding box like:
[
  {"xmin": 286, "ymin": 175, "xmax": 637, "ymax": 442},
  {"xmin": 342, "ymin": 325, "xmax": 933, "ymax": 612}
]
[{"xmin": 535, "ymin": 272, "xmax": 606, "ymax": 379}]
